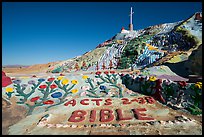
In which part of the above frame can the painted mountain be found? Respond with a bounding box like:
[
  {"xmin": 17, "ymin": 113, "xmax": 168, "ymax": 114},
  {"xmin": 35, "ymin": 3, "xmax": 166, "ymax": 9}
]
[{"xmin": 46, "ymin": 12, "xmax": 202, "ymax": 77}]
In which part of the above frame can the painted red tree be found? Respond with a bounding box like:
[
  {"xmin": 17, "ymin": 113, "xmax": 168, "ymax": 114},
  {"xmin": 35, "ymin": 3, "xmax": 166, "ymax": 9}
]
[
  {"xmin": 82, "ymin": 61, "xmax": 87, "ymax": 70},
  {"xmin": 102, "ymin": 62, "xmax": 106, "ymax": 70},
  {"xmin": 109, "ymin": 60, "xmax": 113, "ymax": 70},
  {"xmin": 74, "ymin": 63, "xmax": 80, "ymax": 71},
  {"xmin": 96, "ymin": 62, "xmax": 99, "ymax": 71}
]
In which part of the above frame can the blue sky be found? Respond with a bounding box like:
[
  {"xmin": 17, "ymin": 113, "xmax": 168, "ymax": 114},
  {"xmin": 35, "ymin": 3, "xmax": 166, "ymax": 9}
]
[{"xmin": 2, "ymin": 2, "xmax": 202, "ymax": 66}]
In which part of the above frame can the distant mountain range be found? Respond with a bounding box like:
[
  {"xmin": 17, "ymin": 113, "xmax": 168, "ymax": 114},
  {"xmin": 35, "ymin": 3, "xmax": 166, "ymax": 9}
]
[{"xmin": 2, "ymin": 65, "xmax": 30, "ymax": 68}]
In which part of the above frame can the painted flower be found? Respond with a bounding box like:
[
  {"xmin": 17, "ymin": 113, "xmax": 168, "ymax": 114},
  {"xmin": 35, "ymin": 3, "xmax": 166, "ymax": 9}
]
[
  {"xmin": 38, "ymin": 78, "xmax": 45, "ymax": 82},
  {"xmin": 71, "ymin": 89, "xmax": 78, "ymax": 94},
  {"xmin": 110, "ymin": 71, "xmax": 115, "ymax": 74},
  {"xmin": 104, "ymin": 71, "xmax": 109, "ymax": 75},
  {"xmin": 60, "ymin": 73, "xmax": 65, "ymax": 76},
  {"xmin": 61, "ymin": 79, "xmax": 69, "ymax": 85},
  {"xmin": 99, "ymin": 85, "xmax": 107, "ymax": 90},
  {"xmin": 50, "ymin": 84, "xmax": 57, "ymax": 89},
  {"xmin": 21, "ymin": 84, "xmax": 28, "ymax": 88},
  {"xmin": 196, "ymin": 82, "xmax": 202, "ymax": 85},
  {"xmin": 81, "ymin": 86, "xmax": 90, "ymax": 91},
  {"xmin": 57, "ymin": 76, "xmax": 64, "ymax": 81},
  {"xmin": 5, "ymin": 87, "xmax": 13, "ymax": 93},
  {"xmin": 51, "ymin": 92, "xmax": 62, "ymax": 98},
  {"xmin": 195, "ymin": 82, "xmax": 202, "ymax": 89},
  {"xmin": 195, "ymin": 84, "xmax": 201, "ymax": 89},
  {"xmin": 13, "ymin": 79, "xmax": 22, "ymax": 84},
  {"xmin": 43, "ymin": 100, "xmax": 54, "ymax": 105},
  {"xmin": 39, "ymin": 85, "xmax": 47, "ymax": 89},
  {"xmin": 30, "ymin": 96, "xmax": 40, "ymax": 102},
  {"xmin": 149, "ymin": 76, "xmax": 157, "ymax": 82},
  {"xmin": 178, "ymin": 81, "xmax": 187, "ymax": 87},
  {"xmin": 28, "ymin": 80, "xmax": 36, "ymax": 85},
  {"xmin": 82, "ymin": 75, "xmax": 89, "ymax": 79},
  {"xmin": 48, "ymin": 78, "xmax": 55, "ymax": 82},
  {"xmin": 95, "ymin": 71, "xmax": 102, "ymax": 75},
  {"xmin": 80, "ymin": 91, "xmax": 87, "ymax": 96},
  {"xmin": 71, "ymin": 80, "xmax": 78, "ymax": 85}
]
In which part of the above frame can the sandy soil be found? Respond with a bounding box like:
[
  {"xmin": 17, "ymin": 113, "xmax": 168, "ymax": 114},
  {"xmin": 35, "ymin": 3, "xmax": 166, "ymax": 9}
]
[
  {"xmin": 2, "ymin": 98, "xmax": 27, "ymax": 135},
  {"xmin": 2, "ymin": 62, "xmax": 58, "ymax": 74}
]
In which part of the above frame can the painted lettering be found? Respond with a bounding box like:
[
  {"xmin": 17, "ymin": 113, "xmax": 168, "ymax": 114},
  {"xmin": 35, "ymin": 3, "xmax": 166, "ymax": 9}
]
[
  {"xmin": 64, "ymin": 99, "xmax": 76, "ymax": 106},
  {"xmin": 104, "ymin": 98, "xmax": 112, "ymax": 105},
  {"xmin": 89, "ymin": 110, "xmax": 97, "ymax": 122},
  {"xmin": 132, "ymin": 108, "xmax": 154, "ymax": 120},
  {"xmin": 80, "ymin": 99, "xmax": 89, "ymax": 105},
  {"xmin": 91, "ymin": 99, "xmax": 103, "ymax": 106},
  {"xmin": 116, "ymin": 109, "xmax": 132, "ymax": 121},
  {"xmin": 68, "ymin": 110, "xmax": 87, "ymax": 122},
  {"xmin": 121, "ymin": 98, "xmax": 131, "ymax": 105},
  {"xmin": 100, "ymin": 109, "xmax": 114, "ymax": 122},
  {"xmin": 145, "ymin": 96, "xmax": 156, "ymax": 104}
]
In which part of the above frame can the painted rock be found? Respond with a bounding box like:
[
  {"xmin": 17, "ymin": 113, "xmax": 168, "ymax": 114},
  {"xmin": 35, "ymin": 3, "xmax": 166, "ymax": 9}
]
[
  {"xmin": 100, "ymin": 124, "xmax": 106, "ymax": 127},
  {"xmin": 159, "ymin": 121, "xmax": 166, "ymax": 125},
  {"xmin": 51, "ymin": 92, "xmax": 62, "ymax": 98},
  {"xmin": 166, "ymin": 121, "xmax": 174, "ymax": 125},
  {"xmin": 107, "ymin": 124, "xmax": 112, "ymax": 127},
  {"xmin": 66, "ymin": 125, "xmax": 71, "ymax": 127},
  {"xmin": 84, "ymin": 125, "xmax": 88, "ymax": 128},
  {"xmin": 37, "ymin": 121, "xmax": 47, "ymax": 127},
  {"xmin": 120, "ymin": 124, "xmax": 126, "ymax": 128},
  {"xmin": 47, "ymin": 124, "xmax": 55, "ymax": 128},
  {"xmin": 63, "ymin": 125, "xmax": 69, "ymax": 128},
  {"xmin": 78, "ymin": 125, "xmax": 84, "ymax": 128},
  {"xmin": 71, "ymin": 125, "xmax": 77, "ymax": 128},
  {"xmin": 113, "ymin": 124, "xmax": 120, "ymax": 127},
  {"xmin": 56, "ymin": 124, "xmax": 63, "ymax": 128},
  {"xmin": 126, "ymin": 124, "xmax": 131, "ymax": 127},
  {"xmin": 2, "ymin": 71, "xmax": 6, "ymax": 76},
  {"xmin": 92, "ymin": 124, "xmax": 97, "ymax": 127},
  {"xmin": 172, "ymin": 120, "xmax": 180, "ymax": 124},
  {"xmin": 2, "ymin": 71, "xmax": 12, "ymax": 87}
]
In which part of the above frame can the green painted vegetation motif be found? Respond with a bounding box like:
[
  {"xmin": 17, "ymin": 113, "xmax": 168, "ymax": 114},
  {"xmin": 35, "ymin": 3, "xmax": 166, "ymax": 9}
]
[
  {"xmin": 175, "ymin": 26, "xmax": 201, "ymax": 50},
  {"xmin": 118, "ymin": 34, "xmax": 153, "ymax": 69},
  {"xmin": 4, "ymin": 74, "xmax": 202, "ymax": 116},
  {"xmin": 8, "ymin": 78, "xmax": 77, "ymax": 116}
]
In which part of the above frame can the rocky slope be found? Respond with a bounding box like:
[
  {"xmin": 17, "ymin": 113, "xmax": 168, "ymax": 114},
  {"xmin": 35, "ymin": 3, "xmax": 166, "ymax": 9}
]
[
  {"xmin": 46, "ymin": 12, "xmax": 201, "ymax": 76},
  {"xmin": 5, "ymin": 12, "xmax": 201, "ymax": 77}
]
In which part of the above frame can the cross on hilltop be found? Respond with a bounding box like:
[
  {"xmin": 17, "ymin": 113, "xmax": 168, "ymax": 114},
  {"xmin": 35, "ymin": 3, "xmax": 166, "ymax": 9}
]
[{"xmin": 129, "ymin": 7, "xmax": 134, "ymax": 31}]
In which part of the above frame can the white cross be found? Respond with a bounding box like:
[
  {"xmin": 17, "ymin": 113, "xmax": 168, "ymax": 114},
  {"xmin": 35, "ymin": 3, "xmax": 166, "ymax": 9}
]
[{"xmin": 129, "ymin": 7, "xmax": 134, "ymax": 25}]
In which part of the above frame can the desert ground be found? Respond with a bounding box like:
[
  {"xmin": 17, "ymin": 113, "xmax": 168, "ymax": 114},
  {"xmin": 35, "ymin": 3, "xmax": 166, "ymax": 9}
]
[{"xmin": 2, "ymin": 65, "xmax": 202, "ymax": 135}]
